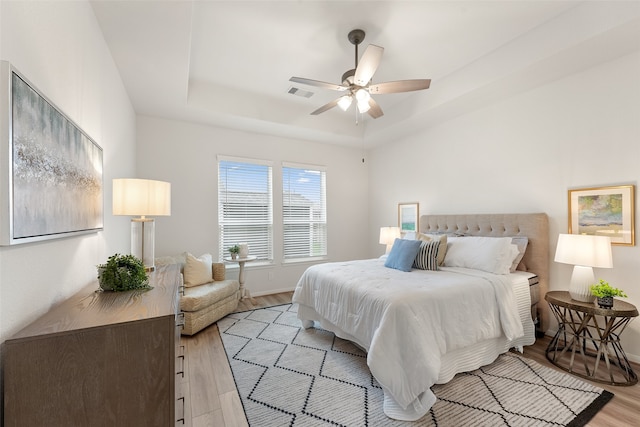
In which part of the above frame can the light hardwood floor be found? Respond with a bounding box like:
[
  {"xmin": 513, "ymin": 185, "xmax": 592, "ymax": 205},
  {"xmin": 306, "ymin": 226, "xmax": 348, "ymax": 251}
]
[{"xmin": 180, "ymin": 292, "xmax": 640, "ymax": 427}]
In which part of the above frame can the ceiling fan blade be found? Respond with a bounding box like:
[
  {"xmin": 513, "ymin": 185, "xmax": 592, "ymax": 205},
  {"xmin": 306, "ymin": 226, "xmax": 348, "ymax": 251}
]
[
  {"xmin": 290, "ymin": 77, "xmax": 347, "ymax": 92},
  {"xmin": 367, "ymin": 97, "xmax": 384, "ymax": 119},
  {"xmin": 354, "ymin": 44, "xmax": 384, "ymax": 87},
  {"xmin": 310, "ymin": 98, "xmax": 340, "ymax": 115},
  {"xmin": 369, "ymin": 79, "xmax": 431, "ymax": 94}
]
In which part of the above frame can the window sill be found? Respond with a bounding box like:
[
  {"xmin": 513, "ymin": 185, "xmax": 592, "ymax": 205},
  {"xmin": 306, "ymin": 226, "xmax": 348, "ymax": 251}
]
[{"xmin": 282, "ymin": 256, "xmax": 328, "ymax": 265}]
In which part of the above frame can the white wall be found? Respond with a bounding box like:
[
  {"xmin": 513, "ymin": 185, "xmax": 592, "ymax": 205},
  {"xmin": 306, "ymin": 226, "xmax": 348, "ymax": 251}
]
[
  {"xmin": 0, "ymin": 2, "xmax": 135, "ymax": 344},
  {"xmin": 136, "ymin": 116, "xmax": 369, "ymax": 295},
  {"xmin": 368, "ymin": 51, "xmax": 640, "ymax": 360}
]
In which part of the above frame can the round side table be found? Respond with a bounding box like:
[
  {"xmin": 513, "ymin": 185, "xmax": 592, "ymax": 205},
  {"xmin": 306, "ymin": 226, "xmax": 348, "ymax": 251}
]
[
  {"xmin": 545, "ymin": 290, "xmax": 638, "ymax": 386},
  {"xmin": 225, "ymin": 256, "xmax": 257, "ymax": 300}
]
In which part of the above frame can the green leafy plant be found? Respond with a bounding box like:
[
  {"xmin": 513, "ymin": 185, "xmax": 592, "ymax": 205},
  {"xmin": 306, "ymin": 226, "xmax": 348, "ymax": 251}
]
[
  {"xmin": 228, "ymin": 245, "xmax": 240, "ymax": 254},
  {"xmin": 589, "ymin": 279, "xmax": 627, "ymax": 298},
  {"xmin": 97, "ymin": 253, "xmax": 151, "ymax": 292}
]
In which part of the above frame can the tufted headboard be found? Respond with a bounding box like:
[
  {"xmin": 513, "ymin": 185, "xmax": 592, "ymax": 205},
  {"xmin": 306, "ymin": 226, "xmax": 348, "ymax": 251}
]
[{"xmin": 420, "ymin": 213, "xmax": 550, "ymax": 332}]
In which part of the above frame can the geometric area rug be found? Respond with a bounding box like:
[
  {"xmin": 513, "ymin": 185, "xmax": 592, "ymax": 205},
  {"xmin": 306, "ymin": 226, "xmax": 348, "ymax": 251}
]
[{"xmin": 218, "ymin": 304, "xmax": 613, "ymax": 427}]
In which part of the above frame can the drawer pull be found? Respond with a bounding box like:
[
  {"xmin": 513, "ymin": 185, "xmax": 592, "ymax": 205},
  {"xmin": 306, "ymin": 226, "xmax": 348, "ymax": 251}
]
[
  {"xmin": 176, "ymin": 312, "xmax": 185, "ymax": 327},
  {"xmin": 176, "ymin": 396, "xmax": 185, "ymax": 424},
  {"xmin": 177, "ymin": 354, "xmax": 185, "ymax": 378}
]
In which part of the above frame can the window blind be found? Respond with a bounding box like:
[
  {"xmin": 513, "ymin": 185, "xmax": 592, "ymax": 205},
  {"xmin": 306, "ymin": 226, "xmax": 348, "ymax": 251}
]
[
  {"xmin": 282, "ymin": 163, "xmax": 327, "ymax": 260},
  {"xmin": 218, "ymin": 158, "xmax": 273, "ymax": 262}
]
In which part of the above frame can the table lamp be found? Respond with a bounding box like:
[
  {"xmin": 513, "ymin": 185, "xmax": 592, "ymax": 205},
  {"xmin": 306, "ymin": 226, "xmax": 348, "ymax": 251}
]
[
  {"xmin": 554, "ymin": 233, "xmax": 612, "ymax": 302},
  {"xmin": 379, "ymin": 226, "xmax": 400, "ymax": 254},
  {"xmin": 113, "ymin": 178, "xmax": 171, "ymax": 271}
]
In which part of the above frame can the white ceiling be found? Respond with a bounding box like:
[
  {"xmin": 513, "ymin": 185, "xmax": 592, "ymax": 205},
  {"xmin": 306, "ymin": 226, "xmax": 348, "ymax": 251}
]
[{"xmin": 90, "ymin": 0, "xmax": 640, "ymax": 148}]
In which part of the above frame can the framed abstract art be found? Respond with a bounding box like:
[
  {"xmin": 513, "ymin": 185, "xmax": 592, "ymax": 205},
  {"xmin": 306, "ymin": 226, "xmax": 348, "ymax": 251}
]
[
  {"xmin": 568, "ymin": 185, "xmax": 635, "ymax": 246},
  {"xmin": 0, "ymin": 61, "xmax": 103, "ymax": 245}
]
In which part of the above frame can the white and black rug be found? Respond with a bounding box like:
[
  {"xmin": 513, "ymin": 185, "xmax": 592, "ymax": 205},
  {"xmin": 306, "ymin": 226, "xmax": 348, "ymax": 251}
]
[{"xmin": 218, "ymin": 304, "xmax": 613, "ymax": 427}]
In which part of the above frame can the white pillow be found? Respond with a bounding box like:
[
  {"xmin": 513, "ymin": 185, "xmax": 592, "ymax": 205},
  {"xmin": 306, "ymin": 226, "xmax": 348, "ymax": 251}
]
[
  {"xmin": 183, "ymin": 253, "xmax": 213, "ymax": 287},
  {"xmin": 510, "ymin": 237, "xmax": 528, "ymax": 272},
  {"xmin": 443, "ymin": 236, "xmax": 515, "ymax": 275},
  {"xmin": 507, "ymin": 244, "xmax": 520, "ymax": 271}
]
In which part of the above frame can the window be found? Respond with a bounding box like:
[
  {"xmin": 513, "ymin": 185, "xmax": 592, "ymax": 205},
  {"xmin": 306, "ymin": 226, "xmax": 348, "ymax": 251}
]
[
  {"xmin": 282, "ymin": 163, "xmax": 327, "ymax": 261},
  {"xmin": 218, "ymin": 157, "xmax": 273, "ymax": 262}
]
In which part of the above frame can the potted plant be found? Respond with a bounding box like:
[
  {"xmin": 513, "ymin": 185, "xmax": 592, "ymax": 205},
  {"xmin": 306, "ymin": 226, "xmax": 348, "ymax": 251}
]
[
  {"xmin": 590, "ymin": 279, "xmax": 627, "ymax": 309},
  {"xmin": 97, "ymin": 253, "xmax": 151, "ymax": 292},
  {"xmin": 228, "ymin": 244, "xmax": 240, "ymax": 260}
]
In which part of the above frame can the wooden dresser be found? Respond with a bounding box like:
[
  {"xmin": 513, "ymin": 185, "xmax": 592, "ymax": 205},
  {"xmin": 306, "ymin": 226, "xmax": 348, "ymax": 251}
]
[{"xmin": 2, "ymin": 263, "xmax": 185, "ymax": 426}]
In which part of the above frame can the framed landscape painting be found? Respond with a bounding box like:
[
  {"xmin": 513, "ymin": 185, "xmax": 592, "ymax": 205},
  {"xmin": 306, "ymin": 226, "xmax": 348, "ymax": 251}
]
[
  {"xmin": 0, "ymin": 61, "xmax": 103, "ymax": 245},
  {"xmin": 398, "ymin": 202, "xmax": 419, "ymax": 232},
  {"xmin": 568, "ymin": 185, "xmax": 635, "ymax": 246}
]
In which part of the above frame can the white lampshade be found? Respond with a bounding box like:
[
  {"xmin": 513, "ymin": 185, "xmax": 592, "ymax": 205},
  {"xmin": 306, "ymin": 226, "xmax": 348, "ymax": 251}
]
[
  {"xmin": 355, "ymin": 88, "xmax": 370, "ymax": 103},
  {"xmin": 113, "ymin": 179, "xmax": 171, "ymax": 216},
  {"xmin": 379, "ymin": 226, "xmax": 401, "ymax": 253},
  {"xmin": 357, "ymin": 100, "xmax": 371, "ymax": 113},
  {"xmin": 337, "ymin": 95, "xmax": 353, "ymax": 111},
  {"xmin": 355, "ymin": 89, "xmax": 371, "ymax": 113},
  {"xmin": 554, "ymin": 234, "xmax": 613, "ymax": 302},
  {"xmin": 113, "ymin": 179, "xmax": 171, "ymax": 271}
]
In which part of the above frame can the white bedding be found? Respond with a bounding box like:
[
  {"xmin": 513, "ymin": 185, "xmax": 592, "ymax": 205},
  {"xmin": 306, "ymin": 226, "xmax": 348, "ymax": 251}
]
[{"xmin": 292, "ymin": 258, "xmax": 535, "ymax": 421}]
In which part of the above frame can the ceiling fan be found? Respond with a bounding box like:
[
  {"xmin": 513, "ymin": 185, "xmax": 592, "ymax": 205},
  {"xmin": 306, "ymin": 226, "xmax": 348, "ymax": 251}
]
[{"xmin": 290, "ymin": 29, "xmax": 431, "ymax": 119}]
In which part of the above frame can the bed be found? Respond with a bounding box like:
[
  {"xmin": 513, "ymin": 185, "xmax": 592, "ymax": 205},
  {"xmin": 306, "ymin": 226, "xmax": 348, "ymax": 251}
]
[{"xmin": 292, "ymin": 213, "xmax": 549, "ymax": 421}]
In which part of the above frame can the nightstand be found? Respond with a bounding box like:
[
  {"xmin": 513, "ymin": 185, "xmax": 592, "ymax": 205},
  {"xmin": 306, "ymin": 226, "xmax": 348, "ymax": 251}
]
[{"xmin": 545, "ymin": 290, "xmax": 638, "ymax": 386}]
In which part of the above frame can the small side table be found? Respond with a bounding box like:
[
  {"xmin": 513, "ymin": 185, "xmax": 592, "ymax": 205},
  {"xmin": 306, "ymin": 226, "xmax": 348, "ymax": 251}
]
[
  {"xmin": 545, "ymin": 290, "xmax": 638, "ymax": 386},
  {"xmin": 224, "ymin": 256, "xmax": 257, "ymax": 300}
]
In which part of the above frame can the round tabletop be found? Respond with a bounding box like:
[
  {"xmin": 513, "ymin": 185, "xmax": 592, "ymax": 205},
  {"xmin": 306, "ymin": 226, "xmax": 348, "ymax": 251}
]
[
  {"xmin": 224, "ymin": 256, "xmax": 257, "ymax": 263},
  {"xmin": 545, "ymin": 290, "xmax": 638, "ymax": 317}
]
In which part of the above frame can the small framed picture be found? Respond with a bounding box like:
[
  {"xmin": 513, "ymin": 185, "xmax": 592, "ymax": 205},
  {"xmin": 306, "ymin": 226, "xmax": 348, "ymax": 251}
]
[
  {"xmin": 398, "ymin": 203, "xmax": 419, "ymax": 232},
  {"xmin": 568, "ymin": 185, "xmax": 635, "ymax": 246}
]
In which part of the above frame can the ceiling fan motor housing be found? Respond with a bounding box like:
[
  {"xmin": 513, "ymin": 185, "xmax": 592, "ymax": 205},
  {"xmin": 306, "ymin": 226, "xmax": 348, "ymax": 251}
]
[{"xmin": 341, "ymin": 69, "xmax": 355, "ymax": 85}]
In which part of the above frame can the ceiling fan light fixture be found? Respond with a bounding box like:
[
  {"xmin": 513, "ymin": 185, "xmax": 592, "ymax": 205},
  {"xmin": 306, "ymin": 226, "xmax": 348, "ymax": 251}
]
[
  {"xmin": 355, "ymin": 88, "xmax": 370, "ymax": 103},
  {"xmin": 337, "ymin": 95, "xmax": 353, "ymax": 111},
  {"xmin": 357, "ymin": 100, "xmax": 371, "ymax": 113}
]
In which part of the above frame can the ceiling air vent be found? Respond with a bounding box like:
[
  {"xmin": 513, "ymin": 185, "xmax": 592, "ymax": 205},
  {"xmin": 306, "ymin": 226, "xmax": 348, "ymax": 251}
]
[{"xmin": 288, "ymin": 86, "xmax": 314, "ymax": 98}]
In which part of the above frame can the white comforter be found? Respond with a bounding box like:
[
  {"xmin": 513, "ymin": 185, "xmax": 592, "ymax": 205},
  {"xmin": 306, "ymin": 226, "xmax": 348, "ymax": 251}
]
[{"xmin": 292, "ymin": 258, "xmax": 526, "ymax": 420}]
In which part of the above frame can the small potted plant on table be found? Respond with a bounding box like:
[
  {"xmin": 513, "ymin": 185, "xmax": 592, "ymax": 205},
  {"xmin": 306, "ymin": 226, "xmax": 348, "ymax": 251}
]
[
  {"xmin": 228, "ymin": 244, "xmax": 240, "ymax": 260},
  {"xmin": 590, "ymin": 279, "xmax": 627, "ymax": 309}
]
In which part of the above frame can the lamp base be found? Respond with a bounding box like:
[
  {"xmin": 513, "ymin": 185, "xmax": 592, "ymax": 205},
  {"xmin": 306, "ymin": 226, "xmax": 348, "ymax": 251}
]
[
  {"xmin": 131, "ymin": 217, "xmax": 155, "ymax": 272},
  {"xmin": 568, "ymin": 265, "xmax": 596, "ymax": 303}
]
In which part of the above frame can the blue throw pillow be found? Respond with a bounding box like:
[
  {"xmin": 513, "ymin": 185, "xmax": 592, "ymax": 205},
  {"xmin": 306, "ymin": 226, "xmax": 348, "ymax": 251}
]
[{"xmin": 384, "ymin": 238, "xmax": 422, "ymax": 272}]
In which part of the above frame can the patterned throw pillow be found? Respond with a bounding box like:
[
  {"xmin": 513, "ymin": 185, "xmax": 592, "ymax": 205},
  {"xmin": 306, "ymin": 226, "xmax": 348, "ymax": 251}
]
[
  {"xmin": 417, "ymin": 233, "xmax": 447, "ymax": 265},
  {"xmin": 413, "ymin": 240, "xmax": 439, "ymax": 270}
]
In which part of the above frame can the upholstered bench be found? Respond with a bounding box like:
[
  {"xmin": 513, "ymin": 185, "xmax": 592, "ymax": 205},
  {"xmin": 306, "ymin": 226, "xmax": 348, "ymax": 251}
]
[{"xmin": 156, "ymin": 253, "xmax": 240, "ymax": 335}]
